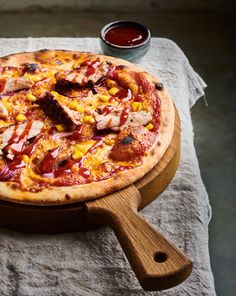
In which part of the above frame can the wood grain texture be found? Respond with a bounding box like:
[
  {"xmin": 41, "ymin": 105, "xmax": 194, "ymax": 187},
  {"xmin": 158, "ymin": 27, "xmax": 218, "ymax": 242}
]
[
  {"xmin": 86, "ymin": 184, "xmax": 192, "ymax": 291},
  {"xmin": 85, "ymin": 107, "xmax": 193, "ymax": 291}
]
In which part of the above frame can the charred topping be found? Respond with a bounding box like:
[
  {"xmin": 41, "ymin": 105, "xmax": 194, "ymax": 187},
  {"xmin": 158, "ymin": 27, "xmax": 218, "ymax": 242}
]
[
  {"xmin": 91, "ymin": 85, "xmax": 97, "ymax": 94},
  {"xmin": 24, "ymin": 63, "xmax": 39, "ymax": 73},
  {"xmin": 155, "ymin": 82, "xmax": 164, "ymax": 91},
  {"xmin": 120, "ymin": 136, "xmax": 135, "ymax": 145}
]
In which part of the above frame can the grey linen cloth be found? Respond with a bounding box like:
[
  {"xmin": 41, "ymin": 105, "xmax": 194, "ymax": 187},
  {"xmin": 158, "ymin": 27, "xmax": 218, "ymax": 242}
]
[{"xmin": 0, "ymin": 38, "xmax": 216, "ymax": 296}]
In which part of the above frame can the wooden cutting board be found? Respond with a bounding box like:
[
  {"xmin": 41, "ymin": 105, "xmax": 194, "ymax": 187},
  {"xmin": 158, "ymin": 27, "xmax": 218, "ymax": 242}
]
[{"xmin": 0, "ymin": 107, "xmax": 193, "ymax": 291}]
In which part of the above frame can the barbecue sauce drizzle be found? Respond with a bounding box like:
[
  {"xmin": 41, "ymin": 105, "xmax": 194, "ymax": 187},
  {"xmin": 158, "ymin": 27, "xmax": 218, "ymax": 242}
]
[
  {"xmin": 0, "ymin": 133, "xmax": 43, "ymax": 181},
  {"xmin": 80, "ymin": 60, "xmax": 100, "ymax": 77},
  {"xmin": 119, "ymin": 107, "xmax": 130, "ymax": 126},
  {"xmin": 40, "ymin": 147, "xmax": 60, "ymax": 174},
  {"xmin": 6, "ymin": 121, "xmax": 33, "ymax": 154}
]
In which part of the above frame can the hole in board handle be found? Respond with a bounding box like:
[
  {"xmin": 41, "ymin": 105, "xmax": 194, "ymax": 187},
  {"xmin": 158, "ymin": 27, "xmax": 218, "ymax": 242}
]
[{"xmin": 154, "ymin": 251, "xmax": 168, "ymax": 263}]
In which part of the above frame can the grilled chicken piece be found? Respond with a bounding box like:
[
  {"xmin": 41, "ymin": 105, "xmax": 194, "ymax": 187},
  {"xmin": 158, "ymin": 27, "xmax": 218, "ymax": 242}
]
[
  {"xmin": 94, "ymin": 108, "xmax": 152, "ymax": 131},
  {"xmin": 0, "ymin": 120, "xmax": 44, "ymax": 159},
  {"xmin": 0, "ymin": 101, "xmax": 8, "ymax": 120},
  {"xmin": 0, "ymin": 77, "xmax": 33, "ymax": 95},
  {"xmin": 110, "ymin": 126, "xmax": 155, "ymax": 161},
  {"xmin": 55, "ymin": 62, "xmax": 109, "ymax": 88},
  {"xmin": 27, "ymin": 121, "xmax": 44, "ymax": 139},
  {"xmin": 36, "ymin": 92, "xmax": 81, "ymax": 126}
]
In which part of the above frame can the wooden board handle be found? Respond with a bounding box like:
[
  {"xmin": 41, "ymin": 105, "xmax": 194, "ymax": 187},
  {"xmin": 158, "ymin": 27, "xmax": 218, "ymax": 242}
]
[{"xmin": 86, "ymin": 185, "xmax": 192, "ymax": 291}]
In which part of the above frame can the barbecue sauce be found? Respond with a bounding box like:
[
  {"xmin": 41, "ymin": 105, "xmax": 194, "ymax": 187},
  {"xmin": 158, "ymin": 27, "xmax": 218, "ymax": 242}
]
[
  {"xmin": 40, "ymin": 147, "xmax": 60, "ymax": 174},
  {"xmin": 105, "ymin": 25, "xmax": 147, "ymax": 46},
  {"xmin": 116, "ymin": 89, "xmax": 132, "ymax": 101},
  {"xmin": 119, "ymin": 107, "xmax": 129, "ymax": 126},
  {"xmin": 81, "ymin": 60, "xmax": 100, "ymax": 77}
]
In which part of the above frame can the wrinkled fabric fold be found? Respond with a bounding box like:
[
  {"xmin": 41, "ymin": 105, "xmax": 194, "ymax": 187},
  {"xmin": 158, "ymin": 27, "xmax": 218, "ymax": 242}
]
[{"xmin": 0, "ymin": 38, "xmax": 215, "ymax": 296}]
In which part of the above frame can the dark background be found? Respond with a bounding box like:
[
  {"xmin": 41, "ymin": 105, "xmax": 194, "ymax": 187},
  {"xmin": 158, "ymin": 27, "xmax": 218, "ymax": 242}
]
[{"xmin": 0, "ymin": 1, "xmax": 235, "ymax": 295}]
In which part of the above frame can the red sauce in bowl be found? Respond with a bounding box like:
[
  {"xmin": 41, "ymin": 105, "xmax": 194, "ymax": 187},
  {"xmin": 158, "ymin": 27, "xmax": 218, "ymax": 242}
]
[{"xmin": 104, "ymin": 25, "xmax": 148, "ymax": 47}]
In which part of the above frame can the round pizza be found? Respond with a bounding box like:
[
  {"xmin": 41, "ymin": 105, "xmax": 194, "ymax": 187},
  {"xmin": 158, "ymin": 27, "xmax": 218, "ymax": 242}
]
[{"xmin": 0, "ymin": 50, "xmax": 174, "ymax": 204}]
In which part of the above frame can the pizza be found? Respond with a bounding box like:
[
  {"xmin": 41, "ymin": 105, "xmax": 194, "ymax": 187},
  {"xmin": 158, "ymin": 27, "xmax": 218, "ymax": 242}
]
[{"xmin": 0, "ymin": 50, "xmax": 175, "ymax": 204}]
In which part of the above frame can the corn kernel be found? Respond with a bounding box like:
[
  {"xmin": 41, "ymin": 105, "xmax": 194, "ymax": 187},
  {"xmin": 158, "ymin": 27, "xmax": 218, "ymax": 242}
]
[
  {"xmin": 131, "ymin": 102, "xmax": 142, "ymax": 112},
  {"xmin": 106, "ymin": 79, "xmax": 117, "ymax": 88},
  {"xmin": 26, "ymin": 93, "xmax": 37, "ymax": 102},
  {"xmin": 105, "ymin": 138, "xmax": 115, "ymax": 146},
  {"xmin": 16, "ymin": 114, "xmax": 27, "ymax": 122},
  {"xmin": 56, "ymin": 123, "xmax": 67, "ymax": 132},
  {"xmin": 98, "ymin": 95, "xmax": 110, "ymax": 102},
  {"xmin": 22, "ymin": 154, "xmax": 30, "ymax": 163},
  {"xmin": 74, "ymin": 144, "xmax": 82, "ymax": 151},
  {"xmin": 23, "ymin": 177, "xmax": 32, "ymax": 185},
  {"xmin": 75, "ymin": 104, "xmax": 84, "ymax": 113},
  {"xmin": 75, "ymin": 141, "xmax": 95, "ymax": 154},
  {"xmin": 108, "ymin": 87, "xmax": 119, "ymax": 96},
  {"xmin": 50, "ymin": 91, "xmax": 59, "ymax": 97},
  {"xmin": 71, "ymin": 150, "xmax": 84, "ymax": 161},
  {"xmin": 68, "ymin": 101, "xmax": 77, "ymax": 109},
  {"xmin": 83, "ymin": 115, "xmax": 95, "ymax": 124},
  {"xmin": 23, "ymin": 73, "xmax": 31, "ymax": 79},
  {"xmin": 47, "ymin": 71, "xmax": 55, "ymax": 78},
  {"xmin": 24, "ymin": 73, "xmax": 41, "ymax": 81},
  {"xmin": 145, "ymin": 122, "xmax": 154, "ymax": 131},
  {"xmin": 24, "ymin": 73, "xmax": 40, "ymax": 80}
]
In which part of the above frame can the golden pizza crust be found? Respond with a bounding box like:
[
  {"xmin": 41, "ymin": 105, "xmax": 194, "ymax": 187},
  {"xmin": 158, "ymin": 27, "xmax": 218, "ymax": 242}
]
[{"xmin": 0, "ymin": 50, "xmax": 175, "ymax": 205}]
